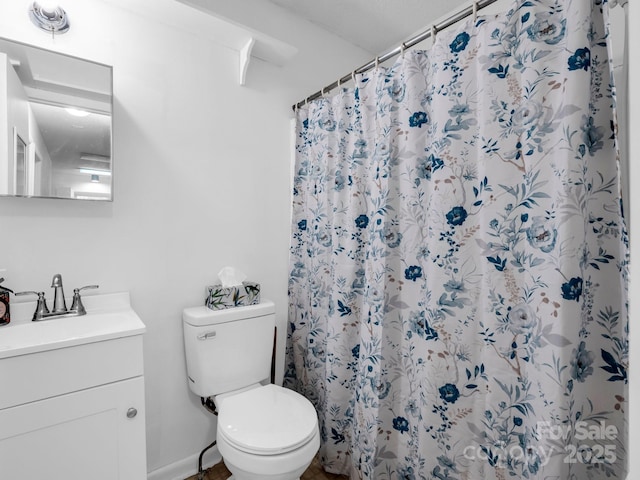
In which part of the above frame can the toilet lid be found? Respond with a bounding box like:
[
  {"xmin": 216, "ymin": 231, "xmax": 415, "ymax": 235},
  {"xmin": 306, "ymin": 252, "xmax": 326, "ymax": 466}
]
[{"xmin": 217, "ymin": 384, "xmax": 318, "ymax": 455}]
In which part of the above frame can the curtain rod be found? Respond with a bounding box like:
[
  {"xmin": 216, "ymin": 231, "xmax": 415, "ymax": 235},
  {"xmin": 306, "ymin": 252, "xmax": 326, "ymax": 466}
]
[{"xmin": 292, "ymin": 0, "xmax": 500, "ymax": 111}]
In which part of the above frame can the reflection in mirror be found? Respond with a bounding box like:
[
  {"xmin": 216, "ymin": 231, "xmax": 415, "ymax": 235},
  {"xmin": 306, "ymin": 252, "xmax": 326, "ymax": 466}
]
[
  {"xmin": 0, "ymin": 38, "xmax": 112, "ymax": 201},
  {"xmin": 14, "ymin": 130, "xmax": 27, "ymax": 195}
]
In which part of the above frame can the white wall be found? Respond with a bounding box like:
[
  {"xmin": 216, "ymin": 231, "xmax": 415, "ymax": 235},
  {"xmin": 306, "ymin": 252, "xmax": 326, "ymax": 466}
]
[
  {"xmin": 27, "ymin": 105, "xmax": 53, "ymax": 197},
  {"xmin": 0, "ymin": 0, "xmax": 370, "ymax": 477},
  {"xmin": 4, "ymin": 53, "xmax": 30, "ymax": 195}
]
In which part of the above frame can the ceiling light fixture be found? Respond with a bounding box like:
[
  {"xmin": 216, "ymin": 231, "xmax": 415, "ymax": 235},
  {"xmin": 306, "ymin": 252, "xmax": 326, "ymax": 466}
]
[
  {"xmin": 65, "ymin": 107, "xmax": 90, "ymax": 117},
  {"xmin": 29, "ymin": 2, "xmax": 70, "ymax": 37},
  {"xmin": 80, "ymin": 154, "xmax": 110, "ymax": 163},
  {"xmin": 79, "ymin": 168, "xmax": 112, "ymax": 177}
]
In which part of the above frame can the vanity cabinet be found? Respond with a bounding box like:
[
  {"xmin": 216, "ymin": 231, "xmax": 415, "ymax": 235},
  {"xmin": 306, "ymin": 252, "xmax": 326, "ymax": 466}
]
[{"xmin": 0, "ymin": 292, "xmax": 146, "ymax": 480}]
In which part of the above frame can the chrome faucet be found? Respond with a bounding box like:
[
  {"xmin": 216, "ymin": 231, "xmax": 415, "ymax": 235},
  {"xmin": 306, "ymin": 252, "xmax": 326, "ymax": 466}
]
[
  {"xmin": 16, "ymin": 274, "xmax": 99, "ymax": 321},
  {"xmin": 51, "ymin": 273, "xmax": 67, "ymax": 313}
]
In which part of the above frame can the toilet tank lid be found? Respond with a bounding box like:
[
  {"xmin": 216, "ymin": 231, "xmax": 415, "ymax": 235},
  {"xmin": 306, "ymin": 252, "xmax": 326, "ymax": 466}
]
[{"xmin": 183, "ymin": 299, "xmax": 275, "ymax": 326}]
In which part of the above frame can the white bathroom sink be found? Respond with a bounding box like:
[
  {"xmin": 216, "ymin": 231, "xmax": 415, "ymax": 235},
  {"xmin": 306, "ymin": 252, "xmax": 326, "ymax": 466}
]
[
  {"xmin": 0, "ymin": 292, "xmax": 145, "ymax": 359},
  {"xmin": 0, "ymin": 291, "xmax": 145, "ymax": 410}
]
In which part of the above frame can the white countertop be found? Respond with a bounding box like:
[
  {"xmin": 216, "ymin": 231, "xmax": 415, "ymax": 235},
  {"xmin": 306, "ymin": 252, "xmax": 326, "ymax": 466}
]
[{"xmin": 0, "ymin": 292, "xmax": 145, "ymax": 359}]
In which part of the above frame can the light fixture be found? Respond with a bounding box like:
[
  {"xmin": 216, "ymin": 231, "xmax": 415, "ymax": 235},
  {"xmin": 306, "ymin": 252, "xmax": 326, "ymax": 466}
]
[
  {"xmin": 29, "ymin": 2, "xmax": 70, "ymax": 36},
  {"xmin": 90, "ymin": 174, "xmax": 100, "ymax": 183},
  {"xmin": 80, "ymin": 154, "xmax": 110, "ymax": 163},
  {"xmin": 65, "ymin": 107, "xmax": 90, "ymax": 117},
  {"xmin": 79, "ymin": 168, "xmax": 112, "ymax": 177}
]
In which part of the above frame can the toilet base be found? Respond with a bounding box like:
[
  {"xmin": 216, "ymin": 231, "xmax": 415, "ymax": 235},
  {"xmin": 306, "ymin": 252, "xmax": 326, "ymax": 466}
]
[
  {"xmin": 226, "ymin": 476, "xmax": 300, "ymax": 480},
  {"xmin": 222, "ymin": 452, "xmax": 310, "ymax": 480}
]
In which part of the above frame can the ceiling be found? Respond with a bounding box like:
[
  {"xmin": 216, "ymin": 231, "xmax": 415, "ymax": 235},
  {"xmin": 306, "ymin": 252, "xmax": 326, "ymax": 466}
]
[{"xmin": 266, "ymin": 0, "xmax": 470, "ymax": 54}]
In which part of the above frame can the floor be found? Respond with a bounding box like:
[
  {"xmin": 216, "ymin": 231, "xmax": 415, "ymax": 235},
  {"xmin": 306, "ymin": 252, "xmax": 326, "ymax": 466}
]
[{"xmin": 185, "ymin": 454, "xmax": 348, "ymax": 480}]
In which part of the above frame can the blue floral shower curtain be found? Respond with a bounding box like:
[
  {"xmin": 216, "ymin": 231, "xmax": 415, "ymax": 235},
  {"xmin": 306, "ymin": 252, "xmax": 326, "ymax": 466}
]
[{"xmin": 285, "ymin": 0, "xmax": 628, "ymax": 478}]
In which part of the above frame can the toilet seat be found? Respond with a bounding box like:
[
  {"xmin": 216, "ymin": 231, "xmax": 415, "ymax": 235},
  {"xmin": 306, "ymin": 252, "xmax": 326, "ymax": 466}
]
[{"xmin": 217, "ymin": 384, "xmax": 318, "ymax": 455}]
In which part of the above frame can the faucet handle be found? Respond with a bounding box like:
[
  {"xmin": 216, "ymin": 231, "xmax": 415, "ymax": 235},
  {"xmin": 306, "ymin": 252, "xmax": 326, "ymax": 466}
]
[
  {"xmin": 70, "ymin": 285, "xmax": 99, "ymax": 316},
  {"xmin": 15, "ymin": 290, "xmax": 44, "ymax": 298},
  {"xmin": 15, "ymin": 291, "xmax": 50, "ymax": 321},
  {"xmin": 76, "ymin": 284, "xmax": 99, "ymax": 292}
]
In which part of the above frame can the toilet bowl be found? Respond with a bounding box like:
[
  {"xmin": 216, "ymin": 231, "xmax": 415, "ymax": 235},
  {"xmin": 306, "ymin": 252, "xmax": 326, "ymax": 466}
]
[{"xmin": 215, "ymin": 384, "xmax": 320, "ymax": 480}]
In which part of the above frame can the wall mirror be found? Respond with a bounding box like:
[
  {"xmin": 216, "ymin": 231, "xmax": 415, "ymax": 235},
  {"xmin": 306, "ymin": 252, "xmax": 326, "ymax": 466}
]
[{"xmin": 0, "ymin": 37, "xmax": 112, "ymax": 201}]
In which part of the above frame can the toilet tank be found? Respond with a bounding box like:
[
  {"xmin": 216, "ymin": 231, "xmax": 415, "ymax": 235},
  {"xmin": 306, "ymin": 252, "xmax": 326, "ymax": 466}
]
[{"xmin": 183, "ymin": 300, "xmax": 276, "ymax": 398}]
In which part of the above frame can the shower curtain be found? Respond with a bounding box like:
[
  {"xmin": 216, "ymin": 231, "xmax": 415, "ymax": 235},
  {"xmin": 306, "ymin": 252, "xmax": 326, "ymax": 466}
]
[{"xmin": 285, "ymin": 0, "xmax": 628, "ymax": 478}]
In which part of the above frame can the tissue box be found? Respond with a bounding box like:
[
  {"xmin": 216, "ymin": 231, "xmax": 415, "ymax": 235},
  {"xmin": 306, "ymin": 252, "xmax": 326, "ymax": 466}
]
[{"xmin": 205, "ymin": 282, "xmax": 261, "ymax": 310}]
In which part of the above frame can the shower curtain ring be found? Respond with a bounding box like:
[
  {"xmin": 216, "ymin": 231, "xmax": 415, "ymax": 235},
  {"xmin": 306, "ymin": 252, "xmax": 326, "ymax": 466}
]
[
  {"xmin": 473, "ymin": 1, "xmax": 478, "ymax": 21},
  {"xmin": 375, "ymin": 57, "xmax": 381, "ymax": 70},
  {"xmin": 352, "ymin": 70, "xmax": 357, "ymax": 83},
  {"xmin": 431, "ymin": 25, "xmax": 437, "ymax": 42},
  {"xmin": 400, "ymin": 42, "xmax": 407, "ymax": 58}
]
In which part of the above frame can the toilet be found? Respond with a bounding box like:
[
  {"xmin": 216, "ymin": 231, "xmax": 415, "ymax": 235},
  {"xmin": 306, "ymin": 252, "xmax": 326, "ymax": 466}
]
[{"xmin": 183, "ymin": 300, "xmax": 320, "ymax": 480}]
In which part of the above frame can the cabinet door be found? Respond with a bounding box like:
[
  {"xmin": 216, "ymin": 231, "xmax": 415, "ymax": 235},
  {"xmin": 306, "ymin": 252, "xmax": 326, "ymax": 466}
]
[{"xmin": 0, "ymin": 376, "xmax": 146, "ymax": 480}]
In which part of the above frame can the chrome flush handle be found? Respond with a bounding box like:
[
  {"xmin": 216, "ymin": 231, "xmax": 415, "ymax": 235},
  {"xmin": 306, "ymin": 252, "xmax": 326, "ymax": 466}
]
[{"xmin": 197, "ymin": 331, "xmax": 217, "ymax": 341}]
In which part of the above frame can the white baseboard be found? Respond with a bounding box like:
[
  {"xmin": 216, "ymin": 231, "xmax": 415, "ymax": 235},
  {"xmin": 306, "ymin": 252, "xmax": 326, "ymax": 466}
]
[{"xmin": 147, "ymin": 446, "xmax": 222, "ymax": 480}]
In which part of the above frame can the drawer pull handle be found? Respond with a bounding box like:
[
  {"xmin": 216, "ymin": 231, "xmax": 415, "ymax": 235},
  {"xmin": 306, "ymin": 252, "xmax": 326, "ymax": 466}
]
[{"xmin": 127, "ymin": 408, "xmax": 138, "ymax": 419}]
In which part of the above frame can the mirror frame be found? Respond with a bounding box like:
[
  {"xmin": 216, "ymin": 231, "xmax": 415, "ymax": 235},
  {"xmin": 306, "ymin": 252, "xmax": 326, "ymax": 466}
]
[{"xmin": 0, "ymin": 37, "xmax": 113, "ymax": 201}]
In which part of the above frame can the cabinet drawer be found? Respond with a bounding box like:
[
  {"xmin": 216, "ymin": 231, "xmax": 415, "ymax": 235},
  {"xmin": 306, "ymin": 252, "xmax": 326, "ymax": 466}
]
[{"xmin": 0, "ymin": 335, "xmax": 143, "ymax": 410}]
